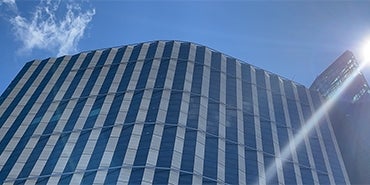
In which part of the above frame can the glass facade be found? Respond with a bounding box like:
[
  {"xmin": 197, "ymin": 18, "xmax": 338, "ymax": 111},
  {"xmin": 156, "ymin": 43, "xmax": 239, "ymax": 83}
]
[
  {"xmin": 310, "ymin": 51, "xmax": 370, "ymax": 184},
  {"xmin": 0, "ymin": 41, "xmax": 349, "ymax": 184}
]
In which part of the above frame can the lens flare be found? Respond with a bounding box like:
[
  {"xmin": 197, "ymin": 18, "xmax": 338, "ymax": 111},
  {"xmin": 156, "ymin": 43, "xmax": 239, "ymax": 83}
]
[
  {"xmin": 361, "ymin": 39, "xmax": 370, "ymax": 64},
  {"xmin": 260, "ymin": 55, "xmax": 367, "ymax": 185}
]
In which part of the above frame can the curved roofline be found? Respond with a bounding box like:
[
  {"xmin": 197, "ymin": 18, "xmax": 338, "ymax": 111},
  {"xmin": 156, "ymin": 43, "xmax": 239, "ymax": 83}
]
[{"xmin": 34, "ymin": 39, "xmax": 306, "ymax": 87}]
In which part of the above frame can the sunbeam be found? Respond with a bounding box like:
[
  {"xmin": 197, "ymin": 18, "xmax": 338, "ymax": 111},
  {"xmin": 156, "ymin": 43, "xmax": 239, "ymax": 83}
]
[{"xmin": 261, "ymin": 54, "xmax": 368, "ymax": 185}]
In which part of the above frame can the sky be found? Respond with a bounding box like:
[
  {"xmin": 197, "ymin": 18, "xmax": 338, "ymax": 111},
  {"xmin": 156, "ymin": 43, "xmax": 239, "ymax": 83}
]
[{"xmin": 1, "ymin": 0, "xmax": 370, "ymax": 95}]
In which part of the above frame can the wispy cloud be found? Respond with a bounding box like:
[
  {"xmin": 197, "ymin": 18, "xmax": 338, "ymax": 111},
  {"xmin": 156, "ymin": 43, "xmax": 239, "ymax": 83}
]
[
  {"xmin": 0, "ymin": 0, "xmax": 16, "ymax": 7},
  {"xmin": 1, "ymin": 0, "xmax": 95, "ymax": 56},
  {"xmin": 0, "ymin": 0, "xmax": 17, "ymax": 15}
]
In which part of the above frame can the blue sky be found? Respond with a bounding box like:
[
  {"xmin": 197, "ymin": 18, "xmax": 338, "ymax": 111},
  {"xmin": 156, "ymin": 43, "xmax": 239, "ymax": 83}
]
[{"xmin": 1, "ymin": 0, "xmax": 370, "ymax": 95}]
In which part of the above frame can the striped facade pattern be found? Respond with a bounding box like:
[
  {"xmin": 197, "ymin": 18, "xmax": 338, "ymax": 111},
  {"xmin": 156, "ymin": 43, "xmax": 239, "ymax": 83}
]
[{"xmin": 0, "ymin": 41, "xmax": 349, "ymax": 184}]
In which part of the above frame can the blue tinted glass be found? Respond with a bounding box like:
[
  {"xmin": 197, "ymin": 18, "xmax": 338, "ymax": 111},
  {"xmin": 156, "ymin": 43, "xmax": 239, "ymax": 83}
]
[
  {"xmin": 283, "ymin": 80, "xmax": 314, "ymax": 184},
  {"xmin": 225, "ymin": 58, "xmax": 238, "ymax": 184},
  {"xmin": 245, "ymin": 150, "xmax": 259, "ymax": 183},
  {"xmin": 256, "ymin": 70, "xmax": 278, "ymax": 184},
  {"xmin": 300, "ymin": 167, "xmax": 314, "ymax": 184},
  {"xmin": 129, "ymin": 168, "xmax": 145, "ymax": 184},
  {"xmin": 0, "ymin": 57, "xmax": 65, "ymax": 184},
  {"xmin": 0, "ymin": 61, "xmax": 32, "ymax": 106},
  {"xmin": 269, "ymin": 75, "xmax": 297, "ymax": 184},
  {"xmin": 172, "ymin": 62, "xmax": 187, "ymax": 90},
  {"xmin": 226, "ymin": 58, "xmax": 237, "ymax": 107},
  {"xmin": 145, "ymin": 41, "xmax": 158, "ymax": 59},
  {"xmin": 318, "ymin": 173, "xmax": 331, "ymax": 184},
  {"xmin": 178, "ymin": 42, "xmax": 190, "ymax": 60},
  {"xmin": 135, "ymin": 43, "xmax": 157, "ymax": 90},
  {"xmin": 297, "ymin": 86, "xmax": 331, "ymax": 183},
  {"xmin": 203, "ymin": 51, "xmax": 221, "ymax": 183},
  {"xmin": 153, "ymin": 169, "xmax": 170, "ymax": 184},
  {"xmin": 282, "ymin": 161, "xmax": 298, "ymax": 184},
  {"xmin": 37, "ymin": 51, "xmax": 98, "ymax": 183},
  {"xmin": 78, "ymin": 47, "xmax": 127, "ymax": 183},
  {"xmin": 310, "ymin": 92, "xmax": 346, "ymax": 184},
  {"xmin": 153, "ymin": 42, "xmax": 189, "ymax": 184},
  {"xmin": 162, "ymin": 41, "xmax": 174, "ymax": 58},
  {"xmin": 128, "ymin": 43, "xmax": 143, "ymax": 62},
  {"xmin": 0, "ymin": 60, "xmax": 48, "ymax": 151},
  {"xmin": 128, "ymin": 43, "xmax": 162, "ymax": 184},
  {"xmin": 154, "ymin": 42, "xmax": 173, "ymax": 89},
  {"xmin": 179, "ymin": 46, "xmax": 204, "ymax": 184},
  {"xmin": 59, "ymin": 49, "xmax": 112, "ymax": 184},
  {"xmin": 104, "ymin": 125, "xmax": 134, "ymax": 184},
  {"xmin": 241, "ymin": 64, "xmax": 259, "ymax": 184},
  {"xmin": 211, "ymin": 52, "xmax": 221, "ymax": 71},
  {"xmin": 105, "ymin": 44, "xmax": 144, "ymax": 184},
  {"xmin": 16, "ymin": 55, "xmax": 80, "ymax": 181},
  {"xmin": 195, "ymin": 46, "xmax": 205, "ymax": 64}
]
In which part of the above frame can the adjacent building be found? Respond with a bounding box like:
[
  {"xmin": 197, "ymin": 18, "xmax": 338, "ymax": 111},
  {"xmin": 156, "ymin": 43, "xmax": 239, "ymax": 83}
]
[
  {"xmin": 310, "ymin": 50, "xmax": 370, "ymax": 184},
  {"xmin": 0, "ymin": 41, "xmax": 349, "ymax": 184}
]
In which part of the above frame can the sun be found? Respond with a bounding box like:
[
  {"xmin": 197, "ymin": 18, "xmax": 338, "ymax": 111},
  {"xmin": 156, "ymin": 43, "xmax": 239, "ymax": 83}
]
[{"xmin": 361, "ymin": 39, "xmax": 370, "ymax": 63}]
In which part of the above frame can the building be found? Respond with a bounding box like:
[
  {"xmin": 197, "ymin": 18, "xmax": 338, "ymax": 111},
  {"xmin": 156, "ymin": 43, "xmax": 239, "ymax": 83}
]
[
  {"xmin": 310, "ymin": 51, "xmax": 370, "ymax": 184},
  {"xmin": 0, "ymin": 41, "xmax": 349, "ymax": 184}
]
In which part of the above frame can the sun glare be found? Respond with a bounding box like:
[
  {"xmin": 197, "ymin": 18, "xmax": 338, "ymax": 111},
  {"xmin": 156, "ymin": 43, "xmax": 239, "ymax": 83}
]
[
  {"xmin": 261, "ymin": 41, "xmax": 370, "ymax": 185},
  {"xmin": 361, "ymin": 39, "xmax": 370, "ymax": 63}
]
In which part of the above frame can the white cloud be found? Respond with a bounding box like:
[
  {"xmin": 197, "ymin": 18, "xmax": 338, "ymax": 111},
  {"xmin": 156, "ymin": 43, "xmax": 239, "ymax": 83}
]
[
  {"xmin": 0, "ymin": 0, "xmax": 17, "ymax": 13},
  {"xmin": 4, "ymin": 0, "xmax": 95, "ymax": 56},
  {"xmin": 0, "ymin": 0, "xmax": 15, "ymax": 5}
]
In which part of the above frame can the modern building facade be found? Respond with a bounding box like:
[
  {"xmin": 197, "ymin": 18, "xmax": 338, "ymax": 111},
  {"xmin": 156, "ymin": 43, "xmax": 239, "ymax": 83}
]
[
  {"xmin": 311, "ymin": 51, "xmax": 370, "ymax": 184},
  {"xmin": 0, "ymin": 41, "xmax": 349, "ymax": 184}
]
